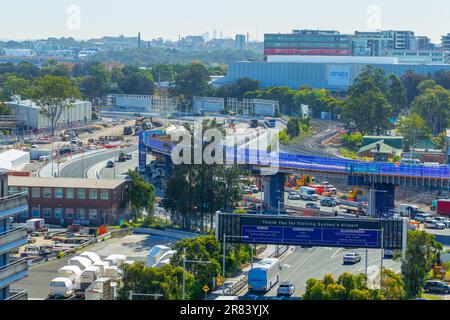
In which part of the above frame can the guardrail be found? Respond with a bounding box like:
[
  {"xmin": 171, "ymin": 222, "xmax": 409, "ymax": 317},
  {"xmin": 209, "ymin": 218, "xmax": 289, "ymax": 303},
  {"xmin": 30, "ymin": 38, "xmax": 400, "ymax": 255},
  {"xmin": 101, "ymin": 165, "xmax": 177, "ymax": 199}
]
[
  {"xmin": 6, "ymin": 289, "xmax": 28, "ymax": 300},
  {"xmin": 225, "ymin": 275, "xmax": 248, "ymax": 296}
]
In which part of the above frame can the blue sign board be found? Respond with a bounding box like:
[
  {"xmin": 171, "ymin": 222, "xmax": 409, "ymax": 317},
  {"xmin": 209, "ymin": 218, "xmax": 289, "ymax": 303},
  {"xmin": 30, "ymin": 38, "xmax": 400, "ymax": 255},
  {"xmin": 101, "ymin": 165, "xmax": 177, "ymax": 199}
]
[
  {"xmin": 242, "ymin": 225, "xmax": 380, "ymax": 248},
  {"xmin": 217, "ymin": 213, "xmax": 405, "ymax": 249}
]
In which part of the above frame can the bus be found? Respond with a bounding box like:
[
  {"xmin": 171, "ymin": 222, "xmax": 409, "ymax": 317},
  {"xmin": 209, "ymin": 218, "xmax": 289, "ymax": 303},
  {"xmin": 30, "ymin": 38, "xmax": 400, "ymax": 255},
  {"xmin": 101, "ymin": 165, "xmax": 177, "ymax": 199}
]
[
  {"xmin": 264, "ymin": 117, "xmax": 276, "ymax": 128},
  {"xmin": 248, "ymin": 258, "xmax": 280, "ymax": 292}
]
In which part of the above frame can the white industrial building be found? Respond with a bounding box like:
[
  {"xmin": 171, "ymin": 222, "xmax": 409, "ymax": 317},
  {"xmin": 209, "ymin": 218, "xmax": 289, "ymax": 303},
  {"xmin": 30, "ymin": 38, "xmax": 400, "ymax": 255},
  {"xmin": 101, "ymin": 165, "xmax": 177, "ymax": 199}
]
[
  {"xmin": 0, "ymin": 149, "xmax": 30, "ymax": 171},
  {"xmin": 6, "ymin": 98, "xmax": 92, "ymax": 131}
]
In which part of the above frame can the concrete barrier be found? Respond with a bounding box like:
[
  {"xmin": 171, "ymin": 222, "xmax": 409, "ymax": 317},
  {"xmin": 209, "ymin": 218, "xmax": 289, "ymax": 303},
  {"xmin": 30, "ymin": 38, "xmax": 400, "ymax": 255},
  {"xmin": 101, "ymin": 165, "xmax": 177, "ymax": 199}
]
[{"xmin": 133, "ymin": 227, "xmax": 198, "ymax": 239}]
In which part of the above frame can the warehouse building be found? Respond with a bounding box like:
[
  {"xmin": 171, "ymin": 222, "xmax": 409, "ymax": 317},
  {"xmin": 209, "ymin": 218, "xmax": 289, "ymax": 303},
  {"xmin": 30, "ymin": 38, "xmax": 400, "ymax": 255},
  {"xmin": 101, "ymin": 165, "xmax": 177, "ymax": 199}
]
[
  {"xmin": 6, "ymin": 97, "xmax": 92, "ymax": 131},
  {"xmin": 216, "ymin": 56, "xmax": 450, "ymax": 92}
]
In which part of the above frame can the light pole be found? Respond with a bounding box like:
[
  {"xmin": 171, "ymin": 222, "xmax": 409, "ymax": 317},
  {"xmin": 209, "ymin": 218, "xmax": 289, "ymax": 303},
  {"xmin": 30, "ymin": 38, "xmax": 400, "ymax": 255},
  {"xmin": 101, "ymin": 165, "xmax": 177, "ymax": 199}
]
[
  {"xmin": 182, "ymin": 248, "xmax": 212, "ymax": 300},
  {"xmin": 380, "ymin": 227, "xmax": 384, "ymax": 290},
  {"xmin": 222, "ymin": 234, "xmax": 249, "ymax": 295}
]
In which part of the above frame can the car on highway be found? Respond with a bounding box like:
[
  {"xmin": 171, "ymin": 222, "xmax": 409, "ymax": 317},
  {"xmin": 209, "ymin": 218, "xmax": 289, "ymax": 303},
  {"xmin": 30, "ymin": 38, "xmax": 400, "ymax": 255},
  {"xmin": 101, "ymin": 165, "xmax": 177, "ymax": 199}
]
[
  {"xmin": 434, "ymin": 217, "xmax": 450, "ymax": 228},
  {"xmin": 106, "ymin": 160, "xmax": 114, "ymax": 168},
  {"xmin": 320, "ymin": 198, "xmax": 336, "ymax": 207},
  {"xmin": 343, "ymin": 252, "xmax": 361, "ymax": 264},
  {"xmin": 305, "ymin": 203, "xmax": 320, "ymax": 210},
  {"xmin": 424, "ymin": 219, "xmax": 446, "ymax": 230},
  {"xmin": 424, "ymin": 280, "xmax": 450, "ymax": 294},
  {"xmin": 125, "ymin": 153, "xmax": 132, "ymax": 160},
  {"xmin": 117, "ymin": 152, "xmax": 127, "ymax": 162},
  {"xmin": 288, "ymin": 192, "xmax": 301, "ymax": 200},
  {"xmin": 383, "ymin": 249, "xmax": 394, "ymax": 259},
  {"xmin": 277, "ymin": 281, "xmax": 295, "ymax": 296}
]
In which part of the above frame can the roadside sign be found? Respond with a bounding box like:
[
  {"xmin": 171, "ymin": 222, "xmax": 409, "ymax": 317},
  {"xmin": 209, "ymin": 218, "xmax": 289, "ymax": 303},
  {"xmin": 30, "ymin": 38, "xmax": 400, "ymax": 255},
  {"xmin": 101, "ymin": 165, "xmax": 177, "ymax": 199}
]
[
  {"xmin": 217, "ymin": 276, "xmax": 223, "ymax": 286},
  {"xmin": 203, "ymin": 285, "xmax": 209, "ymax": 293}
]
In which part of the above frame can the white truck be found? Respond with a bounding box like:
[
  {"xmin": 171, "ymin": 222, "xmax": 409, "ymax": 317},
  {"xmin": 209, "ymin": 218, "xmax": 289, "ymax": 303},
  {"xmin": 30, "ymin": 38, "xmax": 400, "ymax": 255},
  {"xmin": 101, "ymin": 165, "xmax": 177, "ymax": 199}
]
[
  {"xmin": 75, "ymin": 266, "xmax": 101, "ymax": 298},
  {"xmin": 25, "ymin": 218, "xmax": 46, "ymax": 232},
  {"xmin": 399, "ymin": 204, "xmax": 425, "ymax": 218},
  {"xmin": 299, "ymin": 187, "xmax": 318, "ymax": 201},
  {"xmin": 49, "ymin": 277, "xmax": 75, "ymax": 298}
]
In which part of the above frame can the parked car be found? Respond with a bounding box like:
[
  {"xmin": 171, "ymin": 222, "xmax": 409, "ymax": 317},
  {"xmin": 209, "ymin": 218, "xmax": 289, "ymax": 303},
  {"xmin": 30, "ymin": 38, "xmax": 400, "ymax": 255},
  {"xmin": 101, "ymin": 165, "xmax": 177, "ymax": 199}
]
[
  {"xmin": 277, "ymin": 281, "xmax": 295, "ymax": 296},
  {"xmin": 288, "ymin": 192, "xmax": 301, "ymax": 200},
  {"xmin": 414, "ymin": 213, "xmax": 431, "ymax": 223},
  {"xmin": 249, "ymin": 185, "xmax": 259, "ymax": 194},
  {"xmin": 424, "ymin": 219, "xmax": 446, "ymax": 230},
  {"xmin": 424, "ymin": 280, "xmax": 450, "ymax": 294},
  {"xmin": 106, "ymin": 160, "xmax": 115, "ymax": 168},
  {"xmin": 305, "ymin": 203, "xmax": 320, "ymax": 210},
  {"xmin": 343, "ymin": 252, "xmax": 361, "ymax": 264}
]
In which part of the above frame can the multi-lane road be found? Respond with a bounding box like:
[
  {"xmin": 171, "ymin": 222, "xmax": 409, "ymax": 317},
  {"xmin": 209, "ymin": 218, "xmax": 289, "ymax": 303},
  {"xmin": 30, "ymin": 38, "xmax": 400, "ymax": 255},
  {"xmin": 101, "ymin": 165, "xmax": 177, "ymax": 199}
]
[{"xmin": 242, "ymin": 245, "xmax": 401, "ymax": 299}]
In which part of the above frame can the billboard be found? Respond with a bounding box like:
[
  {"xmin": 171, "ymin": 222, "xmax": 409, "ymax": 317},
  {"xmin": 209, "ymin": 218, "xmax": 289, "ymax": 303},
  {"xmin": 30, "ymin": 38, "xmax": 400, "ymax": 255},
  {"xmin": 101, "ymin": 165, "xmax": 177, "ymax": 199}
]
[
  {"xmin": 327, "ymin": 64, "xmax": 351, "ymax": 87},
  {"xmin": 216, "ymin": 213, "xmax": 406, "ymax": 250}
]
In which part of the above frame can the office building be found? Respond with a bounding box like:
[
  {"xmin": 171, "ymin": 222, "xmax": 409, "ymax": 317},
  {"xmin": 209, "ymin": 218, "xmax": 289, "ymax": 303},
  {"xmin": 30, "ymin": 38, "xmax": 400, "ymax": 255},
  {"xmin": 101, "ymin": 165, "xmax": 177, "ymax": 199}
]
[
  {"xmin": 264, "ymin": 30, "xmax": 352, "ymax": 59},
  {"xmin": 9, "ymin": 177, "xmax": 130, "ymax": 227},
  {"xmin": 0, "ymin": 171, "xmax": 29, "ymax": 300},
  {"xmin": 442, "ymin": 34, "xmax": 450, "ymax": 51},
  {"xmin": 6, "ymin": 97, "xmax": 92, "ymax": 131}
]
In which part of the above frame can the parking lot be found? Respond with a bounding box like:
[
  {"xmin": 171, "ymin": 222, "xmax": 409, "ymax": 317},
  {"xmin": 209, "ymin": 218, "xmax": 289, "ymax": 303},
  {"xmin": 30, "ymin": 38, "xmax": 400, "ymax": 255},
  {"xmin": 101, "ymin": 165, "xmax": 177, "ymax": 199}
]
[{"xmin": 11, "ymin": 233, "xmax": 177, "ymax": 299}]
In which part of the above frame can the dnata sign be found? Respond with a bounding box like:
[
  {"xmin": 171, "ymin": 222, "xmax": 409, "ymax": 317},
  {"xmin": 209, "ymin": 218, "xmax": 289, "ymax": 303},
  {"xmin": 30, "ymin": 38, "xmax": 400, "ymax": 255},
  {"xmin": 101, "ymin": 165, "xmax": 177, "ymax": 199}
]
[{"xmin": 327, "ymin": 65, "xmax": 351, "ymax": 86}]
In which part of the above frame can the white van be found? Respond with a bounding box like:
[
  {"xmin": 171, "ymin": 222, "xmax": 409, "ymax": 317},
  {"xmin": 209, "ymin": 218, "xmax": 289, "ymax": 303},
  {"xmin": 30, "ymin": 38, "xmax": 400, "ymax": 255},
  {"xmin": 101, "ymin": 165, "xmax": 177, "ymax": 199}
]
[
  {"xmin": 49, "ymin": 277, "xmax": 75, "ymax": 298},
  {"xmin": 58, "ymin": 265, "xmax": 82, "ymax": 282},
  {"xmin": 399, "ymin": 204, "xmax": 424, "ymax": 217},
  {"xmin": 299, "ymin": 187, "xmax": 318, "ymax": 201}
]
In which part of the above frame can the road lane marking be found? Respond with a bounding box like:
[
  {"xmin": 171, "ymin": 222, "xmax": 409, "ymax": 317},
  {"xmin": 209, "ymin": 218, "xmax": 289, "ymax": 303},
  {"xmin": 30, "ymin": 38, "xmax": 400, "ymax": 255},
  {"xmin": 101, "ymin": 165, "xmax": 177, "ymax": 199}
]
[
  {"xmin": 266, "ymin": 247, "xmax": 321, "ymax": 296},
  {"xmin": 331, "ymin": 248, "xmax": 342, "ymax": 258}
]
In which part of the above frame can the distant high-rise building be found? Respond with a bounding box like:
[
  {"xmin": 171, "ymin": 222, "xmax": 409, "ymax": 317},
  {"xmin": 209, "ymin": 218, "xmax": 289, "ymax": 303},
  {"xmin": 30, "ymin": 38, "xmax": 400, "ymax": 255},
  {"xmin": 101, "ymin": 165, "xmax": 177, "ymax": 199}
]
[
  {"xmin": 264, "ymin": 29, "xmax": 352, "ymax": 58},
  {"xmin": 442, "ymin": 33, "xmax": 450, "ymax": 51},
  {"xmin": 138, "ymin": 32, "xmax": 141, "ymax": 49},
  {"xmin": 247, "ymin": 33, "xmax": 250, "ymax": 43},
  {"xmin": 235, "ymin": 34, "xmax": 246, "ymax": 50}
]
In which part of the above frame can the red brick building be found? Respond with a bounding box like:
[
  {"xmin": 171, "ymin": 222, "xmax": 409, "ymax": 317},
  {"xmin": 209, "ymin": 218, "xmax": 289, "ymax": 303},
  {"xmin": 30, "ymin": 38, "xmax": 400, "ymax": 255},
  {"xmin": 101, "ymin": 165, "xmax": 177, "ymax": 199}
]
[{"xmin": 8, "ymin": 176, "xmax": 130, "ymax": 227}]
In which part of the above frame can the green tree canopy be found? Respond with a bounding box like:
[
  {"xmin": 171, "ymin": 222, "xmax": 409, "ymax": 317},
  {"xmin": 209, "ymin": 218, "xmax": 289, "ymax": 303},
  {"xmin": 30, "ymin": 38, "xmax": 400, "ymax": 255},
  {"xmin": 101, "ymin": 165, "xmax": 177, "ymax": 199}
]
[
  {"xmin": 127, "ymin": 170, "xmax": 156, "ymax": 219},
  {"xmin": 30, "ymin": 75, "xmax": 80, "ymax": 135}
]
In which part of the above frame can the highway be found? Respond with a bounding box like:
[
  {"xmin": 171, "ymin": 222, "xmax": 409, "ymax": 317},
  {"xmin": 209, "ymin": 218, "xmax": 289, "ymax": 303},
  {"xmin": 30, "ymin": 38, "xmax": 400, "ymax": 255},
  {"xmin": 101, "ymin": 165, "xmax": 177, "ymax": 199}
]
[
  {"xmin": 59, "ymin": 145, "xmax": 138, "ymax": 178},
  {"xmin": 242, "ymin": 245, "xmax": 401, "ymax": 299}
]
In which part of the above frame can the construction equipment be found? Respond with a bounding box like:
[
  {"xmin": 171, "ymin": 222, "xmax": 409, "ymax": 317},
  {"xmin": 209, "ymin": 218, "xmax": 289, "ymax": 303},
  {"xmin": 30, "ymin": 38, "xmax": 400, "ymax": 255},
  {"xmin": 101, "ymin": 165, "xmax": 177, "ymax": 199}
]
[{"xmin": 348, "ymin": 188, "xmax": 365, "ymax": 202}]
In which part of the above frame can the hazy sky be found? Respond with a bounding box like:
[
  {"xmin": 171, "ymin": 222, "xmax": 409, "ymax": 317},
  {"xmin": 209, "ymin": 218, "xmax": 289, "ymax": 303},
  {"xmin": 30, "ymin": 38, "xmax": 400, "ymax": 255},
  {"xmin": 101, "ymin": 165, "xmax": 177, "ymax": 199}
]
[{"xmin": 1, "ymin": 0, "xmax": 449, "ymax": 42}]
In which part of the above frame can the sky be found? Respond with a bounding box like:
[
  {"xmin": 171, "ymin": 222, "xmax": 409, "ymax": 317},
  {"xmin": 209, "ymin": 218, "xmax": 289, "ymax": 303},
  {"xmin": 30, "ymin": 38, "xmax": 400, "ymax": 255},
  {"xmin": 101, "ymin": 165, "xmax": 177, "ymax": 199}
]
[{"xmin": 1, "ymin": 0, "xmax": 449, "ymax": 43}]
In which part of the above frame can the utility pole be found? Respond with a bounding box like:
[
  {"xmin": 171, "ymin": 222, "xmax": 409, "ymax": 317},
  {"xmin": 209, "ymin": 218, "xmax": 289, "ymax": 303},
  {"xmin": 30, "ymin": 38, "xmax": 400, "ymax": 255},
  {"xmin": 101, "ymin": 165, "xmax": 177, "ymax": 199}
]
[{"xmin": 380, "ymin": 227, "xmax": 384, "ymax": 290}]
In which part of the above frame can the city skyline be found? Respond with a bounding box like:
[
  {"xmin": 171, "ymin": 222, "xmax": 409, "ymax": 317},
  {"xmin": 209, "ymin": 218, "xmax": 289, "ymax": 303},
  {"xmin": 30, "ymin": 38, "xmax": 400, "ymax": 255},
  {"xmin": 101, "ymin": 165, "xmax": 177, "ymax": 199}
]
[{"xmin": 1, "ymin": 0, "xmax": 450, "ymax": 43}]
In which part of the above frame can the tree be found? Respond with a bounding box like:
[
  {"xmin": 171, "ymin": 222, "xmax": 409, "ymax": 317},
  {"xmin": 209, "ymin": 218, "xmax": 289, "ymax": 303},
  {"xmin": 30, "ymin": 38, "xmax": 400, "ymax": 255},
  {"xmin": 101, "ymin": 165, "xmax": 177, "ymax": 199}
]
[
  {"xmin": 410, "ymin": 82, "xmax": 450, "ymax": 135},
  {"xmin": 342, "ymin": 87, "xmax": 392, "ymax": 135},
  {"xmin": 382, "ymin": 269, "xmax": 405, "ymax": 300},
  {"xmin": 401, "ymin": 70, "xmax": 427, "ymax": 104},
  {"xmin": 0, "ymin": 74, "xmax": 31, "ymax": 101},
  {"xmin": 170, "ymin": 62, "xmax": 211, "ymax": 97},
  {"xmin": 81, "ymin": 64, "xmax": 111, "ymax": 103},
  {"xmin": 41, "ymin": 59, "xmax": 71, "ymax": 78},
  {"xmin": 127, "ymin": 170, "xmax": 156, "ymax": 220},
  {"xmin": 0, "ymin": 102, "xmax": 12, "ymax": 115},
  {"xmin": 386, "ymin": 74, "xmax": 407, "ymax": 116},
  {"xmin": 30, "ymin": 75, "xmax": 80, "ymax": 136},
  {"xmin": 117, "ymin": 262, "xmax": 192, "ymax": 300},
  {"xmin": 401, "ymin": 230, "xmax": 443, "ymax": 298},
  {"xmin": 119, "ymin": 71, "xmax": 155, "ymax": 95},
  {"xmin": 396, "ymin": 113, "xmax": 431, "ymax": 150},
  {"xmin": 163, "ymin": 119, "xmax": 243, "ymax": 232}
]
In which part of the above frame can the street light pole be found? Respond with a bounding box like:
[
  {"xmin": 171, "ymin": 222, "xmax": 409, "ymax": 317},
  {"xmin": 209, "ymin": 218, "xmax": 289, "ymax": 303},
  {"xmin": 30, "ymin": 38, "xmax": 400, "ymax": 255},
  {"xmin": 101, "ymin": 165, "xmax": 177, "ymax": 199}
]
[
  {"xmin": 380, "ymin": 227, "xmax": 384, "ymax": 290},
  {"xmin": 182, "ymin": 252, "xmax": 212, "ymax": 300}
]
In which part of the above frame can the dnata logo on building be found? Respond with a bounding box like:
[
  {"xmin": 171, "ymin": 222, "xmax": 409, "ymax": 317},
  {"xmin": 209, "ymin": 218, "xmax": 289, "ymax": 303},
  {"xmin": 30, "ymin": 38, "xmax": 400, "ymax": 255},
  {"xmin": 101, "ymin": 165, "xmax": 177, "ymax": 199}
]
[
  {"xmin": 327, "ymin": 65, "xmax": 351, "ymax": 86},
  {"xmin": 329, "ymin": 70, "xmax": 349, "ymax": 77}
]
